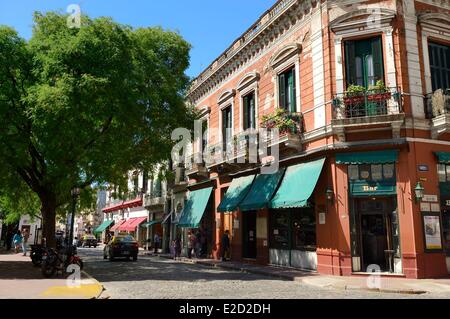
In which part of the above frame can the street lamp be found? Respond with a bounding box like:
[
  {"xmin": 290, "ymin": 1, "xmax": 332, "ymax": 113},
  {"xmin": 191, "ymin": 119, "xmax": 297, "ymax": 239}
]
[
  {"xmin": 69, "ymin": 188, "xmax": 81, "ymax": 246},
  {"xmin": 414, "ymin": 182, "xmax": 425, "ymax": 203},
  {"xmin": 326, "ymin": 187, "xmax": 334, "ymax": 204}
]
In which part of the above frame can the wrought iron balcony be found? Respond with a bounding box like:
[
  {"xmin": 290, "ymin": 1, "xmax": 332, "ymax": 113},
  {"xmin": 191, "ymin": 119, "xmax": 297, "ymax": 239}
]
[
  {"xmin": 331, "ymin": 87, "xmax": 404, "ymax": 142},
  {"xmin": 332, "ymin": 87, "xmax": 402, "ymax": 119},
  {"xmin": 144, "ymin": 191, "xmax": 166, "ymax": 208},
  {"xmin": 260, "ymin": 110, "xmax": 303, "ymax": 152},
  {"xmin": 185, "ymin": 152, "xmax": 208, "ymax": 180}
]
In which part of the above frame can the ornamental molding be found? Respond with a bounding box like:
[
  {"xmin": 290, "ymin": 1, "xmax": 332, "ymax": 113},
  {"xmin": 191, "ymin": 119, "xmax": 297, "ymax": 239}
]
[
  {"xmin": 418, "ymin": 12, "xmax": 450, "ymax": 37},
  {"xmin": 237, "ymin": 71, "xmax": 260, "ymax": 91},
  {"xmin": 329, "ymin": 8, "xmax": 396, "ymax": 34},
  {"xmin": 188, "ymin": 0, "xmax": 315, "ymax": 104},
  {"xmin": 217, "ymin": 89, "xmax": 236, "ymax": 105},
  {"xmin": 269, "ymin": 43, "xmax": 302, "ymax": 70}
]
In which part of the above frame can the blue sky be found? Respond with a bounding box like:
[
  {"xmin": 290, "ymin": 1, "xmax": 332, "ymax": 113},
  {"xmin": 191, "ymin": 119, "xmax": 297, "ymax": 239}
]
[{"xmin": 0, "ymin": 0, "xmax": 276, "ymax": 77}]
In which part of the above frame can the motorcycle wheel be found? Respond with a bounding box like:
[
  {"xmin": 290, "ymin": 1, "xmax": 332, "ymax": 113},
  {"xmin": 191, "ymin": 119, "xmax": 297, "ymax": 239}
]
[
  {"xmin": 31, "ymin": 256, "xmax": 41, "ymax": 267},
  {"xmin": 41, "ymin": 260, "xmax": 56, "ymax": 278}
]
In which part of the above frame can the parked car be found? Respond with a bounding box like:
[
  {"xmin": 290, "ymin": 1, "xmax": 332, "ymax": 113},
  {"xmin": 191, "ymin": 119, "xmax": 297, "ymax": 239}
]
[
  {"xmin": 81, "ymin": 234, "xmax": 98, "ymax": 248},
  {"xmin": 103, "ymin": 235, "xmax": 138, "ymax": 261}
]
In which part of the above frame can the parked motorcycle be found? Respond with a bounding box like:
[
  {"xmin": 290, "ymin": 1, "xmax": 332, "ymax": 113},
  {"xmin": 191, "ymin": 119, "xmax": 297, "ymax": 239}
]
[
  {"xmin": 41, "ymin": 245, "xmax": 83, "ymax": 278},
  {"xmin": 30, "ymin": 244, "xmax": 46, "ymax": 267}
]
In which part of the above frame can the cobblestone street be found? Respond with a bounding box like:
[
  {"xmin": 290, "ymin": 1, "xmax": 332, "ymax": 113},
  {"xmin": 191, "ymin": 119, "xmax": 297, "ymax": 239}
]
[{"xmin": 80, "ymin": 247, "xmax": 449, "ymax": 299}]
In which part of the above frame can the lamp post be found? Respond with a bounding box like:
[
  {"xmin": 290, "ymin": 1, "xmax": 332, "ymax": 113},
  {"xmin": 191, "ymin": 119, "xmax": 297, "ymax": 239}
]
[
  {"xmin": 69, "ymin": 188, "xmax": 81, "ymax": 246},
  {"xmin": 326, "ymin": 187, "xmax": 334, "ymax": 204},
  {"xmin": 414, "ymin": 182, "xmax": 425, "ymax": 203}
]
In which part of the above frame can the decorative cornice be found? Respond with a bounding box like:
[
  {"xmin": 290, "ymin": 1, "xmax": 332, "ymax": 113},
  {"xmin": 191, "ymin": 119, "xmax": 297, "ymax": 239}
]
[
  {"xmin": 329, "ymin": 8, "xmax": 396, "ymax": 33},
  {"xmin": 237, "ymin": 71, "xmax": 260, "ymax": 91},
  {"xmin": 188, "ymin": 0, "xmax": 313, "ymax": 104},
  {"xmin": 217, "ymin": 89, "xmax": 236, "ymax": 105}
]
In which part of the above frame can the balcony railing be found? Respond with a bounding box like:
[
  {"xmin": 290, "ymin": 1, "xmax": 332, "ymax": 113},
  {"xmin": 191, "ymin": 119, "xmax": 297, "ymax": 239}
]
[
  {"xmin": 425, "ymin": 89, "xmax": 450, "ymax": 119},
  {"xmin": 144, "ymin": 191, "xmax": 166, "ymax": 207},
  {"xmin": 332, "ymin": 87, "xmax": 402, "ymax": 120}
]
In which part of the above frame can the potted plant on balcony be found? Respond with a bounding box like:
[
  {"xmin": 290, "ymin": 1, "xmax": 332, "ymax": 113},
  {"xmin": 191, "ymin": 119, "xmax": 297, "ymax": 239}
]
[
  {"xmin": 260, "ymin": 109, "xmax": 303, "ymax": 137},
  {"xmin": 343, "ymin": 85, "xmax": 366, "ymax": 105},
  {"xmin": 367, "ymin": 80, "xmax": 391, "ymax": 102}
]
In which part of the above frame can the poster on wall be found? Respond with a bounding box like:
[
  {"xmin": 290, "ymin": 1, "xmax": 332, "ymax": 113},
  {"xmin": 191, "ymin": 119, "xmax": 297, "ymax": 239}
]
[{"xmin": 422, "ymin": 213, "xmax": 443, "ymax": 251}]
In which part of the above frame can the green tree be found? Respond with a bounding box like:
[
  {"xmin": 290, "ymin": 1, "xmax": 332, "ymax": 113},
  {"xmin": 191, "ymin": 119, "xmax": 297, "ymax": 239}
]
[{"xmin": 0, "ymin": 12, "xmax": 195, "ymax": 247}]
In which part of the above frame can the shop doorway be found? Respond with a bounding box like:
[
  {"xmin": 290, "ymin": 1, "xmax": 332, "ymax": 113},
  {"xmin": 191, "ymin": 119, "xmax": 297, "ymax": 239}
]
[
  {"xmin": 242, "ymin": 211, "xmax": 257, "ymax": 259},
  {"xmin": 355, "ymin": 198, "xmax": 398, "ymax": 273}
]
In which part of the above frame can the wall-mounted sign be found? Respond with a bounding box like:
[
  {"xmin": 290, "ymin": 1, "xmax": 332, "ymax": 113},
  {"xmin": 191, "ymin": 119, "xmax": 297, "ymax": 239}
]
[
  {"xmin": 430, "ymin": 203, "xmax": 441, "ymax": 212},
  {"xmin": 418, "ymin": 165, "xmax": 429, "ymax": 172},
  {"xmin": 420, "ymin": 202, "xmax": 431, "ymax": 212},
  {"xmin": 419, "ymin": 177, "xmax": 427, "ymax": 182},
  {"xmin": 446, "ymin": 199, "xmax": 450, "ymax": 207},
  {"xmin": 422, "ymin": 213, "xmax": 443, "ymax": 252},
  {"xmin": 233, "ymin": 219, "xmax": 239, "ymax": 229},
  {"xmin": 422, "ymin": 195, "xmax": 438, "ymax": 202},
  {"xmin": 362, "ymin": 185, "xmax": 378, "ymax": 192},
  {"xmin": 319, "ymin": 213, "xmax": 326, "ymax": 225}
]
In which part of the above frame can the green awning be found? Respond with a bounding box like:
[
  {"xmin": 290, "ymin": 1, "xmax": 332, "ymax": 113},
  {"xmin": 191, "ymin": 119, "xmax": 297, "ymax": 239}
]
[
  {"xmin": 270, "ymin": 158, "xmax": 325, "ymax": 209},
  {"xmin": 217, "ymin": 175, "xmax": 255, "ymax": 213},
  {"xmin": 238, "ymin": 169, "xmax": 285, "ymax": 211},
  {"xmin": 141, "ymin": 220, "xmax": 162, "ymax": 228},
  {"xmin": 435, "ymin": 152, "xmax": 450, "ymax": 164},
  {"xmin": 178, "ymin": 187, "xmax": 213, "ymax": 228},
  {"xmin": 336, "ymin": 150, "xmax": 398, "ymax": 164},
  {"xmin": 94, "ymin": 220, "xmax": 114, "ymax": 234}
]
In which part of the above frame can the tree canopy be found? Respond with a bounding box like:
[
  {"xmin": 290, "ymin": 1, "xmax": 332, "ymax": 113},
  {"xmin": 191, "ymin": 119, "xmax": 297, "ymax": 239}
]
[{"xmin": 0, "ymin": 12, "xmax": 196, "ymax": 246}]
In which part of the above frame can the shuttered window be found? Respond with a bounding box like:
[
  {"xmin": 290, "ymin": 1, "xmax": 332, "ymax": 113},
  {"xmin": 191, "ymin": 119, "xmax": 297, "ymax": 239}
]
[
  {"xmin": 429, "ymin": 42, "xmax": 450, "ymax": 92},
  {"xmin": 222, "ymin": 106, "xmax": 232, "ymax": 145},
  {"xmin": 345, "ymin": 36, "xmax": 384, "ymax": 88},
  {"xmin": 243, "ymin": 92, "xmax": 256, "ymax": 130},
  {"xmin": 278, "ymin": 67, "xmax": 296, "ymax": 112}
]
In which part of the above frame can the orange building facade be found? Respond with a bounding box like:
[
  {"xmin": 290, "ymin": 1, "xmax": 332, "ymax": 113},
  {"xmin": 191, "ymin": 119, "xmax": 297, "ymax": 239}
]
[{"xmin": 181, "ymin": 0, "xmax": 450, "ymax": 279}]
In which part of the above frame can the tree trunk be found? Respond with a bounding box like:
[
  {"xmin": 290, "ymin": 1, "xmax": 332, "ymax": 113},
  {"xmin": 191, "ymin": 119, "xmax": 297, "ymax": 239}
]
[{"xmin": 40, "ymin": 193, "xmax": 57, "ymax": 248}]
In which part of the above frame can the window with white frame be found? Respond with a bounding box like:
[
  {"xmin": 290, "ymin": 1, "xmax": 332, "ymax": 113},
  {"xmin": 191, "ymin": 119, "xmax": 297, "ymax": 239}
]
[{"xmin": 278, "ymin": 67, "xmax": 296, "ymax": 113}]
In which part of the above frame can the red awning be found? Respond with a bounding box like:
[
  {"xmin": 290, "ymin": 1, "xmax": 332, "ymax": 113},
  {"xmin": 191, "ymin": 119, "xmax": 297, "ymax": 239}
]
[
  {"xmin": 102, "ymin": 197, "xmax": 143, "ymax": 213},
  {"xmin": 123, "ymin": 198, "xmax": 143, "ymax": 209},
  {"xmin": 117, "ymin": 219, "xmax": 134, "ymax": 232},
  {"xmin": 121, "ymin": 217, "xmax": 147, "ymax": 232},
  {"xmin": 110, "ymin": 220, "xmax": 125, "ymax": 232},
  {"xmin": 102, "ymin": 201, "xmax": 125, "ymax": 213}
]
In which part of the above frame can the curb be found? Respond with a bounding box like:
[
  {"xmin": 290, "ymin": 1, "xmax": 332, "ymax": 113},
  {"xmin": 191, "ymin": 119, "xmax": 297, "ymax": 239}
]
[
  {"xmin": 151, "ymin": 254, "xmax": 434, "ymax": 295},
  {"xmin": 81, "ymin": 270, "xmax": 105, "ymax": 299}
]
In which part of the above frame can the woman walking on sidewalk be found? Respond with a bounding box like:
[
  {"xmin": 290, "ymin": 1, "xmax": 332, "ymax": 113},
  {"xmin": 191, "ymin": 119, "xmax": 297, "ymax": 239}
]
[{"xmin": 12, "ymin": 230, "xmax": 23, "ymax": 254}]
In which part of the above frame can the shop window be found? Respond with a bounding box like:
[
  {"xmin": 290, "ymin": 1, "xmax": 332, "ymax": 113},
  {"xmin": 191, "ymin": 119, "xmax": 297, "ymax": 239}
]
[
  {"xmin": 278, "ymin": 67, "xmax": 296, "ymax": 113},
  {"xmin": 437, "ymin": 163, "xmax": 450, "ymax": 182},
  {"xmin": 269, "ymin": 207, "xmax": 316, "ymax": 251},
  {"xmin": 269, "ymin": 209, "xmax": 290, "ymax": 249},
  {"xmin": 291, "ymin": 207, "xmax": 316, "ymax": 250},
  {"xmin": 243, "ymin": 91, "xmax": 256, "ymax": 130},
  {"xmin": 345, "ymin": 36, "xmax": 384, "ymax": 89},
  {"xmin": 349, "ymin": 164, "xmax": 396, "ymax": 182},
  {"xmin": 429, "ymin": 42, "xmax": 450, "ymax": 92}
]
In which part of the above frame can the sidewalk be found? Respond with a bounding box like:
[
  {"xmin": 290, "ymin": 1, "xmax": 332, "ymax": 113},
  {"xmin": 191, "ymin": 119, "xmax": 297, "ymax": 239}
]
[
  {"xmin": 0, "ymin": 250, "xmax": 103, "ymax": 299},
  {"xmin": 143, "ymin": 251, "xmax": 450, "ymax": 295}
]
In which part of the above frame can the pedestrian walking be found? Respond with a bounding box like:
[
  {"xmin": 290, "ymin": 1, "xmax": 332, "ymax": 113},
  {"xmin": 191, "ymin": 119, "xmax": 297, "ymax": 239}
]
[
  {"xmin": 12, "ymin": 230, "xmax": 23, "ymax": 254},
  {"xmin": 195, "ymin": 230, "xmax": 202, "ymax": 258},
  {"xmin": 21, "ymin": 228, "xmax": 30, "ymax": 256},
  {"xmin": 5, "ymin": 230, "xmax": 13, "ymax": 251},
  {"xmin": 170, "ymin": 239, "xmax": 176, "ymax": 258},
  {"xmin": 221, "ymin": 230, "xmax": 230, "ymax": 261},
  {"xmin": 175, "ymin": 236, "xmax": 181, "ymax": 258},
  {"xmin": 187, "ymin": 231, "xmax": 195, "ymax": 259},
  {"xmin": 153, "ymin": 233, "xmax": 161, "ymax": 254},
  {"xmin": 200, "ymin": 229, "xmax": 207, "ymax": 257}
]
